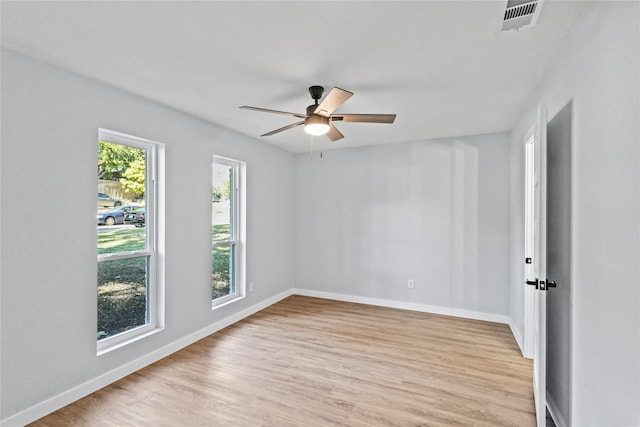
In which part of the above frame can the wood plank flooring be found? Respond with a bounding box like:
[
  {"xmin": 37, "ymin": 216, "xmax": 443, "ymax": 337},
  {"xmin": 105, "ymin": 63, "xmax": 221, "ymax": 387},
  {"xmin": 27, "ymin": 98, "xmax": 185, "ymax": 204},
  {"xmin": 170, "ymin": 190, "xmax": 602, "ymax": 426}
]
[{"xmin": 30, "ymin": 295, "xmax": 535, "ymax": 426}]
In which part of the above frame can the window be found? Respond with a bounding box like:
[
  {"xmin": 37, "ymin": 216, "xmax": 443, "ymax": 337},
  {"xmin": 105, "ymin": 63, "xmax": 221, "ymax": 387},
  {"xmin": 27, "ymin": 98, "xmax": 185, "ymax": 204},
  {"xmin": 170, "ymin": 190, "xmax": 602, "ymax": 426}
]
[
  {"xmin": 212, "ymin": 156, "xmax": 245, "ymax": 308},
  {"xmin": 97, "ymin": 129, "xmax": 162, "ymax": 353}
]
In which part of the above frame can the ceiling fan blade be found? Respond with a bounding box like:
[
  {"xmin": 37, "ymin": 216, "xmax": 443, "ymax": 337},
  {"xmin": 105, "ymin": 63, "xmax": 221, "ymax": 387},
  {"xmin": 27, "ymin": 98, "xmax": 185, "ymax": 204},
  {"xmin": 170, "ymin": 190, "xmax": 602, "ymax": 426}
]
[
  {"xmin": 261, "ymin": 121, "xmax": 305, "ymax": 137},
  {"xmin": 314, "ymin": 87, "xmax": 353, "ymax": 117},
  {"xmin": 326, "ymin": 122, "xmax": 344, "ymax": 142},
  {"xmin": 334, "ymin": 114, "xmax": 397, "ymax": 123},
  {"xmin": 240, "ymin": 106, "xmax": 306, "ymax": 118}
]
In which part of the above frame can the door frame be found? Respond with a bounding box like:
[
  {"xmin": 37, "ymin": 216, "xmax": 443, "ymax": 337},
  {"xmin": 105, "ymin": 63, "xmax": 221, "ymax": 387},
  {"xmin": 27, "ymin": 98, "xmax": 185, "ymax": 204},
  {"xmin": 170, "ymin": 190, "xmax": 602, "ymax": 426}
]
[
  {"xmin": 523, "ymin": 129, "xmax": 536, "ymax": 359},
  {"xmin": 523, "ymin": 105, "xmax": 548, "ymax": 427}
]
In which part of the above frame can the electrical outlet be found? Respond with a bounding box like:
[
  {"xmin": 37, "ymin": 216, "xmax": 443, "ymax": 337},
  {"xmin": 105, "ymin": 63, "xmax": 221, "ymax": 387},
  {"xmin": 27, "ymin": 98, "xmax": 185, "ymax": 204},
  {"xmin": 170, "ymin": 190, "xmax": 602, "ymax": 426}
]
[
  {"xmin": 249, "ymin": 282, "xmax": 255, "ymax": 292},
  {"xmin": 408, "ymin": 279, "xmax": 415, "ymax": 289}
]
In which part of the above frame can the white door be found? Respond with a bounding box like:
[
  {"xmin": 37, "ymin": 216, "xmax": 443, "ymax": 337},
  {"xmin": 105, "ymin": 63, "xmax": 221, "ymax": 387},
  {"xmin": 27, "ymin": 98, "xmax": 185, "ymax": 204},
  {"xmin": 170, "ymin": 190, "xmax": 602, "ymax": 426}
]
[{"xmin": 532, "ymin": 105, "xmax": 548, "ymax": 427}]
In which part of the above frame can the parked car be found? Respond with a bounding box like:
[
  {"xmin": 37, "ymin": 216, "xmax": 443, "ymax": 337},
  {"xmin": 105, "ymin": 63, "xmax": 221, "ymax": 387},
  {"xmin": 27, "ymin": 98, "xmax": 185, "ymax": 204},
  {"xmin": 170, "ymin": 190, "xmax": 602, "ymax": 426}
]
[
  {"xmin": 98, "ymin": 192, "xmax": 122, "ymax": 208},
  {"xmin": 124, "ymin": 208, "xmax": 145, "ymax": 227},
  {"xmin": 97, "ymin": 205, "xmax": 140, "ymax": 226}
]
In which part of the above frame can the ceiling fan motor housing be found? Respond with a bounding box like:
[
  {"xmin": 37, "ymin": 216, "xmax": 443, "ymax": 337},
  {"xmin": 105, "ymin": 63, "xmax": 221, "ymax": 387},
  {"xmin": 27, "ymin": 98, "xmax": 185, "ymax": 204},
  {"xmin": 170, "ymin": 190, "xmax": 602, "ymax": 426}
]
[
  {"xmin": 306, "ymin": 104, "xmax": 320, "ymax": 116},
  {"xmin": 308, "ymin": 85, "xmax": 324, "ymax": 102}
]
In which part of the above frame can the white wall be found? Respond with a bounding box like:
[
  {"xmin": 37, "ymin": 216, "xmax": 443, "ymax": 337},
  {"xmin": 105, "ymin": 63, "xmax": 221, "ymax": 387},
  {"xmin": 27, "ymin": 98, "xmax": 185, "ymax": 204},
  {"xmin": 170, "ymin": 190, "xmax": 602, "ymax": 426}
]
[
  {"xmin": 295, "ymin": 134, "xmax": 511, "ymax": 319},
  {"xmin": 0, "ymin": 50, "xmax": 295, "ymax": 422},
  {"xmin": 508, "ymin": 2, "xmax": 640, "ymax": 424}
]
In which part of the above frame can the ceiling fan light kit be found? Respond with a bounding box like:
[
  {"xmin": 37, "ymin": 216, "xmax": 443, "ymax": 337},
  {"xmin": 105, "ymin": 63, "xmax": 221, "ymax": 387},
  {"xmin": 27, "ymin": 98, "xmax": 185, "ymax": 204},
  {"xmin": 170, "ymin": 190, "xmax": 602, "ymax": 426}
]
[
  {"xmin": 304, "ymin": 115, "xmax": 330, "ymax": 136},
  {"xmin": 240, "ymin": 85, "xmax": 396, "ymax": 142}
]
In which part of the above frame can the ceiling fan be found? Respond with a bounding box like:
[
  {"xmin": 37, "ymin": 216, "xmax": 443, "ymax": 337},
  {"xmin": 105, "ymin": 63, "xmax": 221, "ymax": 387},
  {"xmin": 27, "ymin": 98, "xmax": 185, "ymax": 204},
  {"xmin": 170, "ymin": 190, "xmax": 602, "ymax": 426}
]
[{"xmin": 240, "ymin": 86, "xmax": 396, "ymax": 141}]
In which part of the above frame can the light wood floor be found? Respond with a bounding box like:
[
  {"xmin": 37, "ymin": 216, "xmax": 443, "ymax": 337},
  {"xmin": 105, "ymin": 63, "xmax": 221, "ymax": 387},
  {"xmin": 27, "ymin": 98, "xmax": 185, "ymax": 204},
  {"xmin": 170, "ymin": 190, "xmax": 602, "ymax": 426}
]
[{"xmin": 31, "ymin": 295, "xmax": 535, "ymax": 426}]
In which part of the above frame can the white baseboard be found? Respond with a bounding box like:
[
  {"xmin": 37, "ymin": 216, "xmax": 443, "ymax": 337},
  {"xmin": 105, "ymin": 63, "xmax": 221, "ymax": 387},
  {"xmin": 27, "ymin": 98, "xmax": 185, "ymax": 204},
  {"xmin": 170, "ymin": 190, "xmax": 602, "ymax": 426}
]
[
  {"xmin": 508, "ymin": 318, "xmax": 526, "ymax": 357},
  {"xmin": 0, "ymin": 289, "xmax": 293, "ymax": 427},
  {"xmin": 292, "ymin": 288, "xmax": 511, "ymax": 324},
  {"xmin": 546, "ymin": 392, "xmax": 569, "ymax": 427}
]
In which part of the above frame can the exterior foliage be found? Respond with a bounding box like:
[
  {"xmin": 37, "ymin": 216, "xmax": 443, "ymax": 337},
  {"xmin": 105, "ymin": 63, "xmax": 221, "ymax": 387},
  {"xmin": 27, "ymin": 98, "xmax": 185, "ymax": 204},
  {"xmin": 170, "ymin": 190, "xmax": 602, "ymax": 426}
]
[
  {"xmin": 98, "ymin": 140, "xmax": 146, "ymax": 199},
  {"xmin": 121, "ymin": 159, "xmax": 146, "ymax": 197},
  {"xmin": 212, "ymin": 179, "xmax": 230, "ymax": 201}
]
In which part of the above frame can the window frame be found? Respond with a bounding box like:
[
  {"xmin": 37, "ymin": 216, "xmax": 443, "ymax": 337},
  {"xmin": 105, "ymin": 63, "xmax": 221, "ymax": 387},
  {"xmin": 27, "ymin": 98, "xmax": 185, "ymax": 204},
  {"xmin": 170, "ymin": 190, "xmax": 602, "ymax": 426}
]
[
  {"xmin": 211, "ymin": 155, "xmax": 245, "ymax": 309},
  {"xmin": 97, "ymin": 129, "xmax": 162, "ymax": 354}
]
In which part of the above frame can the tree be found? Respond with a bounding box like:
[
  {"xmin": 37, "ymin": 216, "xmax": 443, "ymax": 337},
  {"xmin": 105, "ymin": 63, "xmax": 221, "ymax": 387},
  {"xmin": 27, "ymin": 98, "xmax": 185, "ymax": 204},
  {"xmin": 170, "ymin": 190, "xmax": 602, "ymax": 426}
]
[
  {"xmin": 98, "ymin": 141, "xmax": 144, "ymax": 180},
  {"xmin": 121, "ymin": 159, "xmax": 146, "ymax": 198},
  {"xmin": 212, "ymin": 179, "xmax": 231, "ymax": 201}
]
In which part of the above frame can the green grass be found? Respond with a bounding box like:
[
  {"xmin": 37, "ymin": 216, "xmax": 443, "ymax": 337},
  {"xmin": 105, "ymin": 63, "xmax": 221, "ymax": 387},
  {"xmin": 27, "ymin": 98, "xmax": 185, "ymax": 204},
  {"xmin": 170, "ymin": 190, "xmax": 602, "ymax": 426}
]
[
  {"xmin": 212, "ymin": 223, "xmax": 230, "ymax": 241},
  {"xmin": 98, "ymin": 227, "xmax": 146, "ymax": 255},
  {"xmin": 97, "ymin": 256, "xmax": 147, "ymax": 339},
  {"xmin": 97, "ymin": 227, "xmax": 147, "ymax": 339},
  {"xmin": 212, "ymin": 224, "xmax": 232, "ymax": 299},
  {"xmin": 97, "ymin": 224, "xmax": 233, "ymax": 339},
  {"xmin": 98, "ymin": 281, "xmax": 146, "ymax": 339}
]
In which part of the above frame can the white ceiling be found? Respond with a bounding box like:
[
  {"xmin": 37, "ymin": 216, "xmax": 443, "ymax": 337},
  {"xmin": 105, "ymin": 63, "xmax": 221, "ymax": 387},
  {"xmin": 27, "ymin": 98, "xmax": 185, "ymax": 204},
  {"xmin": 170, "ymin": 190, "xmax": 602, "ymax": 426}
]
[{"xmin": 1, "ymin": 1, "xmax": 589, "ymax": 153}]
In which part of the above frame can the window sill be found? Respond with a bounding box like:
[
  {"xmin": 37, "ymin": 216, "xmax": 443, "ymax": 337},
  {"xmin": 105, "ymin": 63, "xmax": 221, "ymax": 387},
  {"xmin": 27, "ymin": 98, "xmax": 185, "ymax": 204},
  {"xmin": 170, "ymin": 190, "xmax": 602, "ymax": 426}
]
[
  {"xmin": 211, "ymin": 293, "xmax": 245, "ymax": 311},
  {"xmin": 97, "ymin": 326, "xmax": 164, "ymax": 356}
]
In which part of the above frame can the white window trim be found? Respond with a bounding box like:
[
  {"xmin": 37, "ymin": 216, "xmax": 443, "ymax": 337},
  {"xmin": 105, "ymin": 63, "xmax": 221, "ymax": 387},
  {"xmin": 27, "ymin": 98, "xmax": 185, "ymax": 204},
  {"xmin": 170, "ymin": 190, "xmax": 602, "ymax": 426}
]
[
  {"xmin": 212, "ymin": 155, "xmax": 246, "ymax": 309},
  {"xmin": 97, "ymin": 129, "xmax": 164, "ymax": 354}
]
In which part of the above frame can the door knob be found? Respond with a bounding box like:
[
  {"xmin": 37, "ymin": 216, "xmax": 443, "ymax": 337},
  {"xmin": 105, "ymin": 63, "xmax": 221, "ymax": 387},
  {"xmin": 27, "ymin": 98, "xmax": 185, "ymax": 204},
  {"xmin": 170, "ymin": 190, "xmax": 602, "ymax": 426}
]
[
  {"xmin": 546, "ymin": 279, "xmax": 557, "ymax": 288},
  {"xmin": 525, "ymin": 279, "xmax": 539, "ymax": 289}
]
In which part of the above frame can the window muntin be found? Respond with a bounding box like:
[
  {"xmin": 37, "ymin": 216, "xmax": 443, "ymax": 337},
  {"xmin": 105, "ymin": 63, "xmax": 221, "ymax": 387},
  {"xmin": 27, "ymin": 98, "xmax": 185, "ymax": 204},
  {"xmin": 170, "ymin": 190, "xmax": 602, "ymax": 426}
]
[
  {"xmin": 212, "ymin": 156, "xmax": 244, "ymax": 307},
  {"xmin": 97, "ymin": 130, "xmax": 160, "ymax": 352}
]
